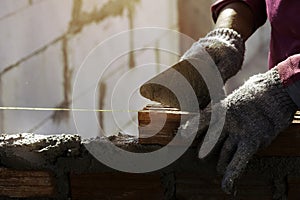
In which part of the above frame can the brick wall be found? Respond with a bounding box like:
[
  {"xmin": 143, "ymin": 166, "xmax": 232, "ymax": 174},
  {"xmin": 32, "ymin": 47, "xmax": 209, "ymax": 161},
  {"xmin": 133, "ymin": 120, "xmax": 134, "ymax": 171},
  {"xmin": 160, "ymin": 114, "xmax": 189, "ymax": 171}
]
[
  {"xmin": 0, "ymin": 2, "xmax": 293, "ymax": 199},
  {"xmin": 1, "ymin": 128, "xmax": 300, "ymax": 199}
]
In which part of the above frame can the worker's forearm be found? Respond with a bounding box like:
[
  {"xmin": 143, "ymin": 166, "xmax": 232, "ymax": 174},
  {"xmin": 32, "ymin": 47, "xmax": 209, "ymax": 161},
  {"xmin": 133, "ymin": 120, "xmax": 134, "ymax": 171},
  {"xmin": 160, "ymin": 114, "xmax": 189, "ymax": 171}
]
[{"xmin": 215, "ymin": 2, "xmax": 255, "ymax": 41}]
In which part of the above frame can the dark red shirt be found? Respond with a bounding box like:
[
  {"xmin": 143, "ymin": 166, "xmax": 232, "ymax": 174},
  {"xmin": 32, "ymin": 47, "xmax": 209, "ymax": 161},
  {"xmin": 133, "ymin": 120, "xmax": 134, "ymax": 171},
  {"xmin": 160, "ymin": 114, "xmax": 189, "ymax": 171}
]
[{"xmin": 212, "ymin": 0, "xmax": 300, "ymax": 107}]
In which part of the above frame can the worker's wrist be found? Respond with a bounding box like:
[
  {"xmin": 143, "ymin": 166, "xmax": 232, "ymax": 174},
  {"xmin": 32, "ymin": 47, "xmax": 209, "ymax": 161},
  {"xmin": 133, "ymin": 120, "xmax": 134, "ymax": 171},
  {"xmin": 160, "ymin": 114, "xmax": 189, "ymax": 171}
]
[
  {"xmin": 215, "ymin": 2, "xmax": 255, "ymax": 41},
  {"xmin": 180, "ymin": 27, "xmax": 245, "ymax": 82}
]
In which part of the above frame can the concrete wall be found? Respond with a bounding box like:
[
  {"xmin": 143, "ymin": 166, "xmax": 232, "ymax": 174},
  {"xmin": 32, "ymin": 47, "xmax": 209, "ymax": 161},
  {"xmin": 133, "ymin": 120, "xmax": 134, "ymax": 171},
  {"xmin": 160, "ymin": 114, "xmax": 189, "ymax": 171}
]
[
  {"xmin": 0, "ymin": 0, "xmax": 271, "ymax": 138},
  {"xmin": 0, "ymin": 0, "xmax": 178, "ymax": 138}
]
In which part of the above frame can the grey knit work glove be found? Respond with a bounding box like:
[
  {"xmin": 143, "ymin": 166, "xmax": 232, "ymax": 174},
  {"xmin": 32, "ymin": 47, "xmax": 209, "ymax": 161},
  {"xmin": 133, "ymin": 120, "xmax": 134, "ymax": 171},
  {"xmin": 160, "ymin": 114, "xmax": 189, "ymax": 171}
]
[
  {"xmin": 139, "ymin": 28, "xmax": 245, "ymax": 110},
  {"xmin": 179, "ymin": 67, "xmax": 297, "ymax": 194},
  {"xmin": 181, "ymin": 28, "xmax": 245, "ymax": 82},
  {"xmin": 214, "ymin": 67, "xmax": 297, "ymax": 194}
]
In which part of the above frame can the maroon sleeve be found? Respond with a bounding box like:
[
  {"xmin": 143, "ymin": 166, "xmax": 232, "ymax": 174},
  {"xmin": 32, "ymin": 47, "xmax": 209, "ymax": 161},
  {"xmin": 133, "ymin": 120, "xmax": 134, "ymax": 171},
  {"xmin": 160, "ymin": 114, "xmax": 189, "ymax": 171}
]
[
  {"xmin": 277, "ymin": 54, "xmax": 300, "ymax": 107},
  {"xmin": 211, "ymin": 0, "xmax": 267, "ymax": 30}
]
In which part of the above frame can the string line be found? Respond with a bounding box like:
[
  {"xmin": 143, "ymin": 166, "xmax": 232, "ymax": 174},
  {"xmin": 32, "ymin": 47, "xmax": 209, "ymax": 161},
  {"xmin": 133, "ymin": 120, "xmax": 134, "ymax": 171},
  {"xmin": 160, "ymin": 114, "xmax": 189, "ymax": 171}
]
[
  {"xmin": 0, "ymin": 106, "xmax": 196, "ymax": 115},
  {"xmin": 0, "ymin": 106, "xmax": 136, "ymax": 113}
]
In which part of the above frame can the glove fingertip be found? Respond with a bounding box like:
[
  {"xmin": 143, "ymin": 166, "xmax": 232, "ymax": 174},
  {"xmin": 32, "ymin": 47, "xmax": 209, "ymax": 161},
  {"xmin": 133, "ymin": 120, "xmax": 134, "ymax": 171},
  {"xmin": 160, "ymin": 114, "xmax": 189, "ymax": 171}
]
[{"xmin": 221, "ymin": 176, "xmax": 236, "ymax": 195}]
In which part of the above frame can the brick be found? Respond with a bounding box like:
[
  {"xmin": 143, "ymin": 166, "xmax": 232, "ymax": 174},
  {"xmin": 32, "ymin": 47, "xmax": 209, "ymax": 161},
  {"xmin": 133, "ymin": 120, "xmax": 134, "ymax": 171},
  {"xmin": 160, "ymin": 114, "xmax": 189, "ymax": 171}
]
[
  {"xmin": 176, "ymin": 173, "xmax": 226, "ymax": 199},
  {"xmin": 0, "ymin": 0, "xmax": 72, "ymax": 70},
  {"xmin": 138, "ymin": 104, "xmax": 198, "ymax": 145},
  {"xmin": 288, "ymin": 176, "xmax": 300, "ymax": 200},
  {"xmin": 0, "ymin": 0, "xmax": 28, "ymax": 19},
  {"xmin": 1, "ymin": 42, "xmax": 64, "ymax": 132},
  {"xmin": 235, "ymin": 177, "xmax": 273, "ymax": 200},
  {"xmin": 176, "ymin": 173, "xmax": 272, "ymax": 200},
  {"xmin": 70, "ymin": 172, "xmax": 164, "ymax": 200},
  {"xmin": 138, "ymin": 105, "xmax": 300, "ymax": 157},
  {"xmin": 0, "ymin": 168, "xmax": 56, "ymax": 198},
  {"xmin": 258, "ymin": 123, "xmax": 300, "ymax": 156}
]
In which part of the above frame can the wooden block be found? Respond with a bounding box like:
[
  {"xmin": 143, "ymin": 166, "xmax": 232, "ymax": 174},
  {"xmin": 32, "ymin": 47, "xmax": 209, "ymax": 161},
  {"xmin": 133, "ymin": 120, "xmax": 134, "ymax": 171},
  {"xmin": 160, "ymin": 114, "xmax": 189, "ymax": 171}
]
[
  {"xmin": 70, "ymin": 172, "xmax": 164, "ymax": 200},
  {"xmin": 138, "ymin": 104, "xmax": 300, "ymax": 156},
  {"xmin": 138, "ymin": 104, "xmax": 197, "ymax": 145},
  {"xmin": 0, "ymin": 168, "xmax": 56, "ymax": 198}
]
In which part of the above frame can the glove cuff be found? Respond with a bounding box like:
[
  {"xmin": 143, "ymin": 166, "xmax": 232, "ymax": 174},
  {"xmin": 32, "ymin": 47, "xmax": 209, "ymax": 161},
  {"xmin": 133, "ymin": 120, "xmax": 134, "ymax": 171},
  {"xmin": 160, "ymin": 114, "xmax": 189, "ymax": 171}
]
[
  {"xmin": 263, "ymin": 67, "xmax": 297, "ymax": 127},
  {"xmin": 203, "ymin": 28, "xmax": 245, "ymax": 82},
  {"xmin": 181, "ymin": 28, "xmax": 245, "ymax": 82},
  {"xmin": 204, "ymin": 28, "xmax": 245, "ymax": 53}
]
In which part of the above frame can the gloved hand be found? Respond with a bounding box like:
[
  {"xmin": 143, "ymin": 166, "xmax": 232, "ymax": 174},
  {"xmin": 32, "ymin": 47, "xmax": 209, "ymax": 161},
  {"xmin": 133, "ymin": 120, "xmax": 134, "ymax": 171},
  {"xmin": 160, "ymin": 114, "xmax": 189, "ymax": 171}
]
[
  {"xmin": 181, "ymin": 28, "xmax": 245, "ymax": 82},
  {"xmin": 139, "ymin": 28, "xmax": 245, "ymax": 111},
  {"xmin": 179, "ymin": 66, "xmax": 297, "ymax": 194}
]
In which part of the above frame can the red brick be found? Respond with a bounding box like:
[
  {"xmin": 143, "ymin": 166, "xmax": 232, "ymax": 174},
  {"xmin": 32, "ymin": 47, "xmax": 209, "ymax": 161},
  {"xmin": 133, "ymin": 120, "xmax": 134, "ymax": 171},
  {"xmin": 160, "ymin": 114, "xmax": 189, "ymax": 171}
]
[
  {"xmin": 287, "ymin": 176, "xmax": 300, "ymax": 200},
  {"xmin": 139, "ymin": 105, "xmax": 300, "ymax": 157},
  {"xmin": 176, "ymin": 173, "xmax": 272, "ymax": 200},
  {"xmin": 0, "ymin": 168, "xmax": 56, "ymax": 198},
  {"xmin": 70, "ymin": 172, "xmax": 164, "ymax": 200}
]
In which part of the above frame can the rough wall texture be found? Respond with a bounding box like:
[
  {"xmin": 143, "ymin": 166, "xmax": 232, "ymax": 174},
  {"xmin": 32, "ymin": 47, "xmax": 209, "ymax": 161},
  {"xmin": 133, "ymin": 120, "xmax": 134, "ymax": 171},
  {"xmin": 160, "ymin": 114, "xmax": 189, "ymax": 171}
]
[
  {"xmin": 0, "ymin": 0, "xmax": 178, "ymax": 136},
  {"xmin": 178, "ymin": 0, "xmax": 214, "ymax": 53}
]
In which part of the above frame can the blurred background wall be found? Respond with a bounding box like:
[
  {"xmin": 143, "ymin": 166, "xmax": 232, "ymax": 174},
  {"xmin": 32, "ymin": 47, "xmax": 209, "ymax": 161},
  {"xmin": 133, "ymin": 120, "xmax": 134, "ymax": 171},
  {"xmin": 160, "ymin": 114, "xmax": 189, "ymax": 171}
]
[
  {"xmin": 0, "ymin": 0, "xmax": 270, "ymax": 138},
  {"xmin": 177, "ymin": 0, "xmax": 271, "ymax": 94}
]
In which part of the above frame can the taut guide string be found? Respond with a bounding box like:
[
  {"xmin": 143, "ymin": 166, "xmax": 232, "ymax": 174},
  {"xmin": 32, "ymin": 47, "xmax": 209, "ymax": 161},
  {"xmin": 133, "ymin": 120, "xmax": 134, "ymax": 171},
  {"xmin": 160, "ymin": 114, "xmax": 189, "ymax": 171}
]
[
  {"xmin": 0, "ymin": 106, "xmax": 136, "ymax": 113},
  {"xmin": 0, "ymin": 106, "xmax": 298, "ymax": 116}
]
